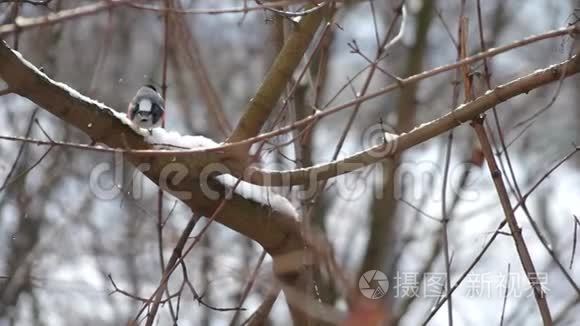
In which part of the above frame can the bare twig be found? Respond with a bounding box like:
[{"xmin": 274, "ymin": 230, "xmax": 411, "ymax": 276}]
[
  {"xmin": 422, "ymin": 222, "xmax": 504, "ymax": 324},
  {"xmin": 471, "ymin": 117, "xmax": 552, "ymax": 325},
  {"xmin": 107, "ymin": 273, "xmax": 179, "ymax": 304},
  {"xmin": 0, "ymin": 0, "xmax": 130, "ymax": 36},
  {"xmin": 254, "ymin": 0, "xmax": 327, "ymax": 18},
  {"xmin": 1, "ymin": 108, "xmax": 37, "ymax": 189},
  {"xmin": 0, "ymin": 0, "xmax": 52, "ymax": 5},
  {"xmin": 172, "ymin": 0, "xmax": 231, "ymax": 136},
  {"xmin": 499, "ymin": 264, "xmax": 511, "ymax": 326},
  {"xmin": 439, "ymin": 6, "xmax": 469, "ymax": 326},
  {"xmin": 570, "ymin": 215, "xmax": 580, "ymax": 269},
  {"xmin": 228, "ymin": 250, "xmax": 267, "ymax": 326},
  {"xmin": 142, "ymin": 214, "xmax": 200, "ymax": 326},
  {"xmin": 127, "ymin": 0, "xmax": 322, "ymax": 16},
  {"xmin": 0, "ymin": 146, "xmax": 52, "ymax": 192},
  {"xmin": 179, "ymin": 261, "xmax": 244, "ymax": 312}
]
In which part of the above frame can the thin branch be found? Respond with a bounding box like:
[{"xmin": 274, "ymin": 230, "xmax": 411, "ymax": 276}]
[
  {"xmin": 33, "ymin": 118, "xmax": 53, "ymax": 142},
  {"xmin": 435, "ymin": 8, "xmax": 458, "ymax": 48},
  {"xmin": 0, "ymin": 146, "xmax": 52, "ymax": 192},
  {"xmin": 0, "ymin": 108, "xmax": 37, "ymax": 189},
  {"xmin": 127, "ymin": 0, "xmax": 321, "ymax": 16},
  {"xmin": 254, "ymin": 0, "xmax": 327, "ymax": 17},
  {"xmin": 499, "ymin": 264, "xmax": 511, "ymax": 326},
  {"xmin": 241, "ymin": 287, "xmax": 280, "ymax": 326},
  {"xmin": 383, "ymin": 2, "xmax": 406, "ymax": 51},
  {"xmin": 512, "ymin": 39, "xmax": 574, "ymax": 129},
  {"xmin": 508, "ymin": 147, "xmax": 580, "ymax": 296},
  {"xmin": 0, "ymin": 0, "xmax": 129, "ymax": 36},
  {"xmin": 0, "ymin": 0, "xmax": 52, "ymax": 5},
  {"xmin": 422, "ymin": 222, "xmax": 504, "ymax": 324},
  {"xmin": 172, "ymin": 0, "xmax": 231, "ymax": 136},
  {"xmin": 107, "ymin": 273, "xmax": 179, "ymax": 304},
  {"xmin": 179, "ymin": 261, "xmax": 244, "ymax": 312},
  {"xmin": 142, "ymin": 214, "xmax": 200, "ymax": 326},
  {"xmin": 570, "ymin": 215, "xmax": 579, "ymax": 269},
  {"xmin": 228, "ymin": 250, "xmax": 267, "ymax": 326},
  {"xmin": 471, "ymin": 117, "xmax": 552, "ymax": 325},
  {"xmin": 439, "ymin": 8, "xmax": 469, "ymax": 326}
]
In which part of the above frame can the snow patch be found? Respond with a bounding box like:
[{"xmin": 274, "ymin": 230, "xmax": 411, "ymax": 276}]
[
  {"xmin": 145, "ymin": 128, "xmax": 298, "ymax": 218},
  {"xmin": 145, "ymin": 128, "xmax": 219, "ymax": 149},
  {"xmin": 13, "ymin": 48, "xmax": 108, "ymax": 109},
  {"xmin": 216, "ymin": 174, "xmax": 298, "ymax": 218},
  {"xmin": 10, "ymin": 48, "xmax": 141, "ymax": 133},
  {"xmin": 110, "ymin": 110, "xmax": 144, "ymax": 134}
]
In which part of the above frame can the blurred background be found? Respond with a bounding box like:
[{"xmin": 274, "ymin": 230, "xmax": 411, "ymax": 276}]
[{"xmin": 1, "ymin": 0, "xmax": 580, "ymax": 325}]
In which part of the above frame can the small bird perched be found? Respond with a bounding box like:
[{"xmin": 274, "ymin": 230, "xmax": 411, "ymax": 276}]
[{"xmin": 127, "ymin": 85, "xmax": 165, "ymax": 130}]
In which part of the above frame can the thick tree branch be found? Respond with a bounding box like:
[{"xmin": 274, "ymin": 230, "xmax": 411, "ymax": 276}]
[
  {"xmin": 227, "ymin": 6, "xmax": 325, "ymax": 144},
  {"xmin": 0, "ymin": 38, "xmax": 305, "ymax": 252},
  {"xmin": 0, "ymin": 38, "xmax": 312, "ymax": 322}
]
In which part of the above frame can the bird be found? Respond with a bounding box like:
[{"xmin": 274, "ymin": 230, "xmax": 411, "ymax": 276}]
[{"xmin": 127, "ymin": 85, "xmax": 165, "ymax": 130}]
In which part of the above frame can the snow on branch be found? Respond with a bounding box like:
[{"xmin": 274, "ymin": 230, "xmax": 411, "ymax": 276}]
[
  {"xmin": 146, "ymin": 128, "xmax": 298, "ymax": 218},
  {"xmin": 0, "ymin": 0, "xmax": 128, "ymax": 36},
  {"xmin": 0, "ymin": 39, "xmax": 300, "ymax": 221}
]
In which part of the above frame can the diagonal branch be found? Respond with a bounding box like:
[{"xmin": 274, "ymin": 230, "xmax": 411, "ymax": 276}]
[
  {"xmin": 0, "ymin": 0, "xmax": 129, "ymax": 36},
  {"xmin": 472, "ymin": 118, "xmax": 552, "ymax": 324},
  {"xmin": 239, "ymin": 52, "xmax": 580, "ymax": 186},
  {"xmin": 172, "ymin": 0, "xmax": 232, "ymax": 136},
  {"xmin": 227, "ymin": 6, "xmax": 325, "ymax": 144},
  {"xmin": 0, "ymin": 0, "xmax": 52, "ymax": 5}
]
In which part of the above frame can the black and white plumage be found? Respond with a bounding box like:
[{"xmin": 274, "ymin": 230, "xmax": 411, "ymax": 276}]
[{"xmin": 127, "ymin": 85, "xmax": 165, "ymax": 129}]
